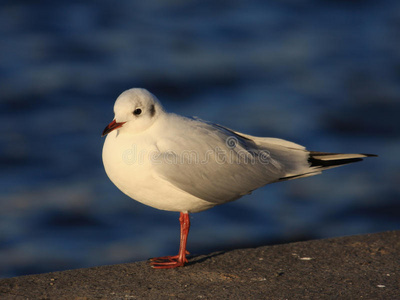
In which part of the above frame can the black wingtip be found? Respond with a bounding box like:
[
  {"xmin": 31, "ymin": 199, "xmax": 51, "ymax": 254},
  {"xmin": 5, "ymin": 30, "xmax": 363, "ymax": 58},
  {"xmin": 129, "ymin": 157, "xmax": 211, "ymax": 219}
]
[
  {"xmin": 308, "ymin": 151, "xmax": 377, "ymax": 168},
  {"xmin": 309, "ymin": 157, "xmax": 363, "ymax": 168},
  {"xmin": 362, "ymin": 153, "xmax": 378, "ymax": 157}
]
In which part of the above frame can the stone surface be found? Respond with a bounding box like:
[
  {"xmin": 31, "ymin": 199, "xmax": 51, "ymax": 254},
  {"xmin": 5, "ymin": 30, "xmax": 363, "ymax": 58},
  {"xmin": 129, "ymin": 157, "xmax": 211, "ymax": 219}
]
[{"xmin": 0, "ymin": 231, "xmax": 399, "ymax": 299}]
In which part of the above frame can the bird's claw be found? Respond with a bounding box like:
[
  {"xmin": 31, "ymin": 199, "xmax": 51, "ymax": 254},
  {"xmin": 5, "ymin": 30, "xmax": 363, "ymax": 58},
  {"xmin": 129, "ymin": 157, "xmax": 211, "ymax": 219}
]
[{"xmin": 150, "ymin": 251, "xmax": 190, "ymax": 269}]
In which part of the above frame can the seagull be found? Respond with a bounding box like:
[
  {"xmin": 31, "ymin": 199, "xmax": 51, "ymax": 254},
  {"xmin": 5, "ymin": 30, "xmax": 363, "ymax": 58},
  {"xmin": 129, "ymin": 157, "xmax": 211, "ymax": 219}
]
[{"xmin": 102, "ymin": 88, "xmax": 376, "ymax": 269}]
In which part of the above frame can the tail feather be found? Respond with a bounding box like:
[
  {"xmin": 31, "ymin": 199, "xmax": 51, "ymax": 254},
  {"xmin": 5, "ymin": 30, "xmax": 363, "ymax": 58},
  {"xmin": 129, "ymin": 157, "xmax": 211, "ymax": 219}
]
[
  {"xmin": 309, "ymin": 151, "xmax": 377, "ymax": 169},
  {"xmin": 278, "ymin": 151, "xmax": 377, "ymax": 182}
]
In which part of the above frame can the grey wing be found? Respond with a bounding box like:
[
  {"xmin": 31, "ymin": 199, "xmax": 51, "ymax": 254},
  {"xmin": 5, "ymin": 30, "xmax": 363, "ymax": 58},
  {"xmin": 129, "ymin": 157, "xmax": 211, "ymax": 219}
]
[{"xmin": 152, "ymin": 120, "xmax": 310, "ymax": 204}]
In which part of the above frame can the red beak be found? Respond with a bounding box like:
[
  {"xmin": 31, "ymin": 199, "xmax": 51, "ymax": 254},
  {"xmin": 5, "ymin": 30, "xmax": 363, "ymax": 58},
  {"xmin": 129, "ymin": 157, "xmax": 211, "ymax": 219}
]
[{"xmin": 102, "ymin": 119, "xmax": 126, "ymax": 137}]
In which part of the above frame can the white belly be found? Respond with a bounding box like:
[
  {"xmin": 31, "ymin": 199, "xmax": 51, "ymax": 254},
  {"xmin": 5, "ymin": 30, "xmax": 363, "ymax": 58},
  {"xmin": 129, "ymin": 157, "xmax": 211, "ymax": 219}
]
[{"xmin": 102, "ymin": 131, "xmax": 215, "ymax": 213}]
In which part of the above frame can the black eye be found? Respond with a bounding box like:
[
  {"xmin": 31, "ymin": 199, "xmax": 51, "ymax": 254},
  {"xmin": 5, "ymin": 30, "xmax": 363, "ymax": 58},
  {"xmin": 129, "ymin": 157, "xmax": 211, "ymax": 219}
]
[{"xmin": 133, "ymin": 108, "xmax": 142, "ymax": 115}]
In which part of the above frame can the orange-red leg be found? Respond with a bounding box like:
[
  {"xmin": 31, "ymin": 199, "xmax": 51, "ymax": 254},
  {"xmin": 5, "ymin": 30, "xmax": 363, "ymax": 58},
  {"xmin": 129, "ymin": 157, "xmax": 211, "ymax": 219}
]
[{"xmin": 150, "ymin": 212, "xmax": 190, "ymax": 269}]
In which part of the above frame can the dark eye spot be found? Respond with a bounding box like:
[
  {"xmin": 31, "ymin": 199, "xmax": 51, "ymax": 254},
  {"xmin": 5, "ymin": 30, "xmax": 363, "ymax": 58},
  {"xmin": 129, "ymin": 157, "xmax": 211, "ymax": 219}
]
[
  {"xmin": 133, "ymin": 108, "xmax": 142, "ymax": 115},
  {"xmin": 150, "ymin": 105, "xmax": 155, "ymax": 117}
]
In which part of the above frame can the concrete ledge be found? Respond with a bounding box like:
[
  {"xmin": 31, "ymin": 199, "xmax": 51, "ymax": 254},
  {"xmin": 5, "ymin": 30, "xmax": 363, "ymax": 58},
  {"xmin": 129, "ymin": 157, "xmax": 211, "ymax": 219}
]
[{"xmin": 0, "ymin": 231, "xmax": 398, "ymax": 299}]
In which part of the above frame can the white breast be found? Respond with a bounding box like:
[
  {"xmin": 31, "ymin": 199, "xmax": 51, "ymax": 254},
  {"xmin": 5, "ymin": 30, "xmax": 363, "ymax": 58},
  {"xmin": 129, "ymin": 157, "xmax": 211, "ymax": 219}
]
[{"xmin": 102, "ymin": 129, "xmax": 216, "ymax": 213}]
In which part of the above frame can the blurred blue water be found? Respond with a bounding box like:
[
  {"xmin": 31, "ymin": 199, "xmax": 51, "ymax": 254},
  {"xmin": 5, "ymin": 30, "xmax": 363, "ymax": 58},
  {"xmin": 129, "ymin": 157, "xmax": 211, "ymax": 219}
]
[{"xmin": 1, "ymin": 0, "xmax": 399, "ymax": 278}]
